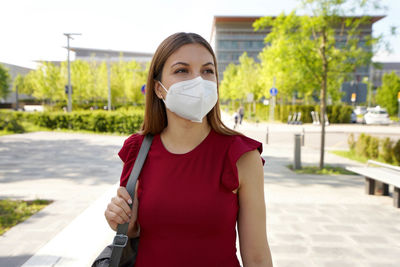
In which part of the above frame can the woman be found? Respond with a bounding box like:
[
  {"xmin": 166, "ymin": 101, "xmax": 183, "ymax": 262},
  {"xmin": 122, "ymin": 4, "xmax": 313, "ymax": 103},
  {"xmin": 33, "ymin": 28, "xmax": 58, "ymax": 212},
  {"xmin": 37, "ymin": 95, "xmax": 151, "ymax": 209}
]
[{"xmin": 104, "ymin": 32, "xmax": 273, "ymax": 267}]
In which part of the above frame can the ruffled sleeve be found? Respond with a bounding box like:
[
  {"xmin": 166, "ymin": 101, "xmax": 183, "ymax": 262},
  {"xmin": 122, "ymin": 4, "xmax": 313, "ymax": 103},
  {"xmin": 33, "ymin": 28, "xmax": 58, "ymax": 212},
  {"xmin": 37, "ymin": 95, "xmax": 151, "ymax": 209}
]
[
  {"xmin": 221, "ymin": 135, "xmax": 265, "ymax": 192},
  {"xmin": 118, "ymin": 133, "xmax": 145, "ymax": 187}
]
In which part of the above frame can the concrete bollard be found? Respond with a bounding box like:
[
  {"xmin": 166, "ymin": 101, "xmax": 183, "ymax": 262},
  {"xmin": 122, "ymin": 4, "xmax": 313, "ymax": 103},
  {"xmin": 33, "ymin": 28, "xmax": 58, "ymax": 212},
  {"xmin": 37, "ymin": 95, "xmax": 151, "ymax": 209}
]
[
  {"xmin": 294, "ymin": 134, "xmax": 302, "ymax": 170},
  {"xmin": 266, "ymin": 126, "xmax": 269, "ymax": 144}
]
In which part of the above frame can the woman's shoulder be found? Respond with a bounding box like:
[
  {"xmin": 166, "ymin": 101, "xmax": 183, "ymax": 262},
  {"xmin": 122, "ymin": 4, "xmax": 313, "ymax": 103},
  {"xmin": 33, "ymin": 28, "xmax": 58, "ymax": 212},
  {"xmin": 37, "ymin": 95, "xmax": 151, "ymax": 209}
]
[
  {"xmin": 124, "ymin": 132, "xmax": 145, "ymax": 146},
  {"xmin": 118, "ymin": 133, "xmax": 145, "ymax": 163},
  {"xmin": 213, "ymin": 130, "xmax": 263, "ymax": 155}
]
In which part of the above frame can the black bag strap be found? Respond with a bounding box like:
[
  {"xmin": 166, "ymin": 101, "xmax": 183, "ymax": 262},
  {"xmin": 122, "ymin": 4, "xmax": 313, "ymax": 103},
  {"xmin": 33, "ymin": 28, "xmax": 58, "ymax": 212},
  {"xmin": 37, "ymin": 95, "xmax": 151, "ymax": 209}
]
[{"xmin": 109, "ymin": 134, "xmax": 153, "ymax": 267}]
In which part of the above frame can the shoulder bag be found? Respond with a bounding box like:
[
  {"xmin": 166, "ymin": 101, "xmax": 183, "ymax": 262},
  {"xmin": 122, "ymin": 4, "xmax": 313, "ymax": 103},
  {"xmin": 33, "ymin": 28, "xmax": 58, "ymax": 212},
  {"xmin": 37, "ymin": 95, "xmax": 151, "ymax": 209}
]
[{"xmin": 92, "ymin": 134, "xmax": 153, "ymax": 267}]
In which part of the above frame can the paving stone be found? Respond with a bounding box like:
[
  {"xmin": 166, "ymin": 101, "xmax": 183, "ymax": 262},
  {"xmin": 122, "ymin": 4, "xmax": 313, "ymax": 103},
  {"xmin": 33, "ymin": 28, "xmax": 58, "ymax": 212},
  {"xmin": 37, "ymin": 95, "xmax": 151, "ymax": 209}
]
[
  {"xmin": 271, "ymin": 233, "xmax": 306, "ymax": 243},
  {"xmin": 368, "ymin": 263, "xmax": 400, "ymax": 267},
  {"xmin": 350, "ymin": 235, "xmax": 389, "ymax": 245},
  {"xmin": 309, "ymin": 234, "xmax": 348, "ymax": 243},
  {"xmin": 303, "ymin": 215, "xmax": 335, "ymax": 223},
  {"xmin": 273, "ymin": 259, "xmax": 313, "ymax": 267},
  {"xmin": 363, "ymin": 247, "xmax": 400, "ymax": 258},
  {"xmin": 323, "ymin": 224, "xmax": 361, "ymax": 233},
  {"xmin": 290, "ymin": 223, "xmax": 326, "ymax": 233},
  {"xmin": 270, "ymin": 244, "xmax": 309, "ymax": 255},
  {"xmin": 313, "ymin": 259, "xmax": 362, "ymax": 267},
  {"xmin": 311, "ymin": 246, "xmax": 364, "ymax": 258}
]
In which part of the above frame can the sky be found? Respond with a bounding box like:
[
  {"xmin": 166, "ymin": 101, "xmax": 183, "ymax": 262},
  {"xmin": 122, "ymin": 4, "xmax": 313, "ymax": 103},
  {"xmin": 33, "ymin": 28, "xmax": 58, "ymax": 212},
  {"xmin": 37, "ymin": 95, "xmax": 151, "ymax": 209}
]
[{"xmin": 1, "ymin": 0, "xmax": 399, "ymax": 69}]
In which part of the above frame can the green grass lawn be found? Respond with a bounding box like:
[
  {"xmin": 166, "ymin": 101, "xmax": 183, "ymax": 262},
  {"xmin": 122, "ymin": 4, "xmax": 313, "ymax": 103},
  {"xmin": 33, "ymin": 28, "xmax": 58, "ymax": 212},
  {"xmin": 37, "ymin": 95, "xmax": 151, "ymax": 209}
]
[
  {"xmin": 0, "ymin": 199, "xmax": 52, "ymax": 235},
  {"xmin": 287, "ymin": 164, "xmax": 355, "ymax": 175},
  {"xmin": 330, "ymin": 150, "xmax": 369, "ymax": 164}
]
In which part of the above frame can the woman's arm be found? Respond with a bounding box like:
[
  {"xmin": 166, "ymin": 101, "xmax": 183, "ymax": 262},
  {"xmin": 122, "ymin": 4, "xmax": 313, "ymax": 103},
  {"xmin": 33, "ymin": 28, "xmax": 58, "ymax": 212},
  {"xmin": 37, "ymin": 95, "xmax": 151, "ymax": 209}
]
[{"xmin": 237, "ymin": 150, "xmax": 273, "ymax": 267}]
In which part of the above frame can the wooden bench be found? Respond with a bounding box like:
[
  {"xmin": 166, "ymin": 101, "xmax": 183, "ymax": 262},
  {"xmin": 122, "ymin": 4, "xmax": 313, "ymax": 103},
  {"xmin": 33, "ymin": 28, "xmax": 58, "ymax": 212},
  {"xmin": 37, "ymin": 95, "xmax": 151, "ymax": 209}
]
[{"xmin": 346, "ymin": 160, "xmax": 400, "ymax": 208}]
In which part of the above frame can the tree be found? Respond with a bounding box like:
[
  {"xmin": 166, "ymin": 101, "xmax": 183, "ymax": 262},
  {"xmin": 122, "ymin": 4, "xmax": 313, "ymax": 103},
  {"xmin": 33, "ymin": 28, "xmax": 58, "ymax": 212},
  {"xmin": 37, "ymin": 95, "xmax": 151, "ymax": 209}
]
[
  {"xmin": 0, "ymin": 64, "xmax": 11, "ymax": 100},
  {"xmin": 254, "ymin": 0, "xmax": 383, "ymax": 169},
  {"xmin": 219, "ymin": 63, "xmax": 240, "ymax": 101},
  {"xmin": 219, "ymin": 53, "xmax": 262, "ymax": 102},
  {"xmin": 376, "ymin": 71, "xmax": 400, "ymax": 116}
]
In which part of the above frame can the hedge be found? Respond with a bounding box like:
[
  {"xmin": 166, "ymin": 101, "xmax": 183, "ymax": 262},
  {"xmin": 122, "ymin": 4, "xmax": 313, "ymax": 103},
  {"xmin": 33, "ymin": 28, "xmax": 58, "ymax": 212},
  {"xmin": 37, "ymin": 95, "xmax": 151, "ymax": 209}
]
[
  {"xmin": 223, "ymin": 102, "xmax": 353, "ymax": 123},
  {"xmin": 348, "ymin": 133, "xmax": 400, "ymax": 166},
  {"xmin": 0, "ymin": 110, "xmax": 144, "ymax": 135},
  {"xmin": 0, "ymin": 111, "xmax": 25, "ymax": 133}
]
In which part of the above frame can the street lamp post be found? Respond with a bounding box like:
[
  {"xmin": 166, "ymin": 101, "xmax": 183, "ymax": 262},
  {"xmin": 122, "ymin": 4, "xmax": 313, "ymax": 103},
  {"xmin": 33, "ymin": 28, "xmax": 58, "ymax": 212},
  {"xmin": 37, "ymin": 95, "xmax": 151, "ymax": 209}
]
[{"xmin": 64, "ymin": 33, "xmax": 81, "ymax": 112}]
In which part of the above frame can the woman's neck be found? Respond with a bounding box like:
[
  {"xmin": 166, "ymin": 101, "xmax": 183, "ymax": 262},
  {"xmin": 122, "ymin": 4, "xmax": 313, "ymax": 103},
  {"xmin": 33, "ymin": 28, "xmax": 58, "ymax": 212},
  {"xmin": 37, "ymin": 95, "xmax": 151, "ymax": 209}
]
[{"xmin": 160, "ymin": 112, "xmax": 211, "ymax": 154}]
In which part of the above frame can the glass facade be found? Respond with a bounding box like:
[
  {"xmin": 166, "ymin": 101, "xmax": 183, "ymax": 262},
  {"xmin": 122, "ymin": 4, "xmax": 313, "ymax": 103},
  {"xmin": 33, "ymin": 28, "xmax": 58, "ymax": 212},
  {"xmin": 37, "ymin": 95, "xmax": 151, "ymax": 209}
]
[{"xmin": 212, "ymin": 17, "xmax": 377, "ymax": 81}]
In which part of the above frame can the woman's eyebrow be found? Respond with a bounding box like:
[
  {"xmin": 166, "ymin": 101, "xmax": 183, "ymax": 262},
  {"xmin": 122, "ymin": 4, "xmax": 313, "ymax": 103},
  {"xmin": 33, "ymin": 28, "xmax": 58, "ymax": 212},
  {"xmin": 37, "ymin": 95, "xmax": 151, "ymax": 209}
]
[
  {"xmin": 171, "ymin": 62, "xmax": 189, "ymax": 68},
  {"xmin": 203, "ymin": 62, "xmax": 214, "ymax": 67},
  {"xmin": 170, "ymin": 62, "xmax": 215, "ymax": 68}
]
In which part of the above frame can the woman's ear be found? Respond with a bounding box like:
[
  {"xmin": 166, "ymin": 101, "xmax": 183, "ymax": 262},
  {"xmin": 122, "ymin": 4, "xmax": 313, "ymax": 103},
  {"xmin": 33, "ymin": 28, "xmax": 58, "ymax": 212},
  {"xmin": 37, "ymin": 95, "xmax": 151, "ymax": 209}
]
[{"xmin": 154, "ymin": 80, "xmax": 164, "ymax": 99}]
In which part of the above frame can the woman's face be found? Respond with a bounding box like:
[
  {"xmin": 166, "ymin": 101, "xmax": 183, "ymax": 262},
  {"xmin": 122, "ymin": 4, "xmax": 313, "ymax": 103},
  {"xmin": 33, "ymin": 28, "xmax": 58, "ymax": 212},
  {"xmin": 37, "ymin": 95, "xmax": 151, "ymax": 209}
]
[{"xmin": 155, "ymin": 43, "xmax": 217, "ymax": 99}]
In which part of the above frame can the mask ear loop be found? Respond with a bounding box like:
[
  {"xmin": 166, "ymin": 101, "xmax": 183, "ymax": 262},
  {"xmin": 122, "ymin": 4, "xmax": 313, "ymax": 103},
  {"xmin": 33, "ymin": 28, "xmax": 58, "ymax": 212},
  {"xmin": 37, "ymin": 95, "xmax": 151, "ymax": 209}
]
[{"xmin": 157, "ymin": 81, "xmax": 168, "ymax": 103}]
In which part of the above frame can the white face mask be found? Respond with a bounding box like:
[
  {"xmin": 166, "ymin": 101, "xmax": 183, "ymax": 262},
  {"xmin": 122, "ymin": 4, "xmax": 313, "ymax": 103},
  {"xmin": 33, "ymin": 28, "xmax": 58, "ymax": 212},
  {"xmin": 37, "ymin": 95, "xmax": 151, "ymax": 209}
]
[{"xmin": 158, "ymin": 76, "xmax": 218, "ymax": 123}]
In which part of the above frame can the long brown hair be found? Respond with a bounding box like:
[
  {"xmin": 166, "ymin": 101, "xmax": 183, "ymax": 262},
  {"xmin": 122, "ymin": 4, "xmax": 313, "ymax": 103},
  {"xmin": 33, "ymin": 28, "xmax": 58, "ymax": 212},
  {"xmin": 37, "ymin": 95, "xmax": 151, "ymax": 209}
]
[{"xmin": 140, "ymin": 32, "xmax": 240, "ymax": 136}]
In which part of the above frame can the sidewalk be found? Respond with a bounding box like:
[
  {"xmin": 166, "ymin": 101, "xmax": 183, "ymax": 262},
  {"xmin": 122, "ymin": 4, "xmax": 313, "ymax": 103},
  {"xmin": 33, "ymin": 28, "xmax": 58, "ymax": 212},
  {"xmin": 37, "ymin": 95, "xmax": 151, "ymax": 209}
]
[
  {"xmin": 1, "ymin": 116, "xmax": 399, "ymax": 266},
  {"xmin": 0, "ymin": 132, "xmax": 126, "ymax": 267}
]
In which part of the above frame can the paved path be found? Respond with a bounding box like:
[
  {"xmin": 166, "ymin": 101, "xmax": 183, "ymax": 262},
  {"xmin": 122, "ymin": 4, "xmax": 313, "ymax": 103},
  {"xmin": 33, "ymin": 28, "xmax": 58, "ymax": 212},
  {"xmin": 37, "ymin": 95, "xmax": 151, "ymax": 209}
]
[
  {"xmin": 0, "ymin": 132, "xmax": 125, "ymax": 267},
  {"xmin": 0, "ymin": 115, "xmax": 399, "ymax": 266}
]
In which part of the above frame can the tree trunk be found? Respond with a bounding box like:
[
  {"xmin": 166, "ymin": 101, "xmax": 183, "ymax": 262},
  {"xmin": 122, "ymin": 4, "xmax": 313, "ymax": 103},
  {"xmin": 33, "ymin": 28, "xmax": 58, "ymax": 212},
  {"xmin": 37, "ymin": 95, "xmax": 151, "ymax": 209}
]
[{"xmin": 320, "ymin": 27, "xmax": 328, "ymax": 170}]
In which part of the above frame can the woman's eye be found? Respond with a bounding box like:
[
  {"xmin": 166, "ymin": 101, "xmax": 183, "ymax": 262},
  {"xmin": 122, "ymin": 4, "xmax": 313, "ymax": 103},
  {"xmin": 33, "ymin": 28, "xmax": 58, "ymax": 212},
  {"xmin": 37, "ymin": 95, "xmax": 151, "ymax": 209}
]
[
  {"xmin": 204, "ymin": 69, "xmax": 214, "ymax": 74},
  {"xmin": 174, "ymin": 68, "xmax": 188, "ymax": 74}
]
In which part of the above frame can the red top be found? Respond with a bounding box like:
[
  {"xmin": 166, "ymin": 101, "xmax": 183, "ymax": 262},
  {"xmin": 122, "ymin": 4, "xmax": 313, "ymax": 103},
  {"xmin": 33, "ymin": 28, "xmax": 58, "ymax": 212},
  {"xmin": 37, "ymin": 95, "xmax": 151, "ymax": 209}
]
[{"xmin": 118, "ymin": 129, "xmax": 264, "ymax": 267}]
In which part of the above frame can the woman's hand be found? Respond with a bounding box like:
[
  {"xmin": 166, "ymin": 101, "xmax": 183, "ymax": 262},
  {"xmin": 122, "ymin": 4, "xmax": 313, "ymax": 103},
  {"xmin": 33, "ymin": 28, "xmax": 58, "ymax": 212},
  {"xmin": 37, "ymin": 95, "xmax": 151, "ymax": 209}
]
[{"xmin": 104, "ymin": 183, "xmax": 140, "ymax": 238}]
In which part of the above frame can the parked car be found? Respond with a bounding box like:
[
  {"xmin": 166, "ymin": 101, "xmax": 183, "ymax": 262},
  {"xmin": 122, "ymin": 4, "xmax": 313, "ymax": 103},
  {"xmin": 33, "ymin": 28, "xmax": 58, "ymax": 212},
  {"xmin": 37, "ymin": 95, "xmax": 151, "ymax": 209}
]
[
  {"xmin": 351, "ymin": 111, "xmax": 357, "ymax": 123},
  {"xmin": 364, "ymin": 106, "xmax": 391, "ymax": 125},
  {"xmin": 354, "ymin": 106, "xmax": 367, "ymax": 116}
]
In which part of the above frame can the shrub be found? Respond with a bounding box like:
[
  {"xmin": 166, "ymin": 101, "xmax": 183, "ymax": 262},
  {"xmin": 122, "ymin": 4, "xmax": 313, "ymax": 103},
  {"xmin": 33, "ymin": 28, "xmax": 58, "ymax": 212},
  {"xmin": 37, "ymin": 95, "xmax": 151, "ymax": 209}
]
[
  {"xmin": 348, "ymin": 133, "xmax": 356, "ymax": 151},
  {"xmin": 1, "ymin": 110, "xmax": 144, "ymax": 135},
  {"xmin": 0, "ymin": 111, "xmax": 25, "ymax": 133},
  {"xmin": 355, "ymin": 133, "xmax": 369, "ymax": 157},
  {"xmin": 380, "ymin": 137, "xmax": 393, "ymax": 164},
  {"xmin": 393, "ymin": 140, "xmax": 400, "ymax": 165},
  {"xmin": 368, "ymin": 137, "xmax": 379, "ymax": 159}
]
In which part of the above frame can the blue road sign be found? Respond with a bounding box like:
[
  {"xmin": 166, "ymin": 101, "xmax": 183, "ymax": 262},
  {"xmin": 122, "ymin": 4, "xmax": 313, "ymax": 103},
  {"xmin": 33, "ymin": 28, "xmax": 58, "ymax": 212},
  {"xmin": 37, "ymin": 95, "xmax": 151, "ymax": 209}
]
[
  {"xmin": 141, "ymin": 84, "xmax": 146, "ymax": 95},
  {"xmin": 270, "ymin": 87, "xmax": 278, "ymax": 96},
  {"xmin": 65, "ymin": 85, "xmax": 73, "ymax": 94}
]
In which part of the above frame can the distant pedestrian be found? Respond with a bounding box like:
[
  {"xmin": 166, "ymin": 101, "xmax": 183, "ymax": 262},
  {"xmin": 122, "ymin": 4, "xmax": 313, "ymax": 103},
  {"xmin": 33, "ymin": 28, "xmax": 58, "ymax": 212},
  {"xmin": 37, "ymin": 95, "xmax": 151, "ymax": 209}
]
[
  {"xmin": 233, "ymin": 112, "xmax": 239, "ymax": 129},
  {"xmin": 238, "ymin": 105, "xmax": 244, "ymax": 124}
]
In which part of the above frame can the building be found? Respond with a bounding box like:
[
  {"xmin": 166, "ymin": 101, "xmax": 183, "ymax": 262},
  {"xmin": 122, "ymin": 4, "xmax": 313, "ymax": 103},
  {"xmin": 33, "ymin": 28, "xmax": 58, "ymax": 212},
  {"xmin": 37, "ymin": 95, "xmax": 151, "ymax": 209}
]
[
  {"xmin": 210, "ymin": 16, "xmax": 270, "ymax": 79},
  {"xmin": 210, "ymin": 15, "xmax": 384, "ymax": 83},
  {"xmin": 42, "ymin": 47, "xmax": 153, "ymax": 66},
  {"xmin": 70, "ymin": 47, "xmax": 153, "ymax": 63},
  {"xmin": 0, "ymin": 62, "xmax": 34, "ymax": 107},
  {"xmin": 372, "ymin": 62, "xmax": 400, "ymax": 88}
]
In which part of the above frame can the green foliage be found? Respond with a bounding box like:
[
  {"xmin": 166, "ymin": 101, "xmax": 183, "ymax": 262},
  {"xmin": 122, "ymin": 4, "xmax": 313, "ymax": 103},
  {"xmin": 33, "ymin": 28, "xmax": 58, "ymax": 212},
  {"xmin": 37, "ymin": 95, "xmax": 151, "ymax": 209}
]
[
  {"xmin": 347, "ymin": 134, "xmax": 399, "ymax": 165},
  {"xmin": 0, "ymin": 111, "xmax": 25, "ymax": 133},
  {"xmin": 0, "ymin": 63, "xmax": 11, "ymax": 100},
  {"xmin": 368, "ymin": 137, "xmax": 379, "ymax": 159},
  {"xmin": 287, "ymin": 164, "xmax": 355, "ymax": 175},
  {"xmin": 380, "ymin": 137, "xmax": 393, "ymax": 164},
  {"xmin": 376, "ymin": 72, "xmax": 400, "ymax": 116},
  {"xmin": 331, "ymin": 150, "xmax": 369, "ymax": 164},
  {"xmin": 219, "ymin": 53, "xmax": 262, "ymax": 101},
  {"xmin": 223, "ymin": 103, "xmax": 352, "ymax": 123},
  {"xmin": 254, "ymin": 2, "xmax": 377, "ymax": 103},
  {"xmin": 5, "ymin": 110, "xmax": 144, "ymax": 134},
  {"xmin": 393, "ymin": 140, "xmax": 400, "ymax": 165},
  {"xmin": 18, "ymin": 58, "xmax": 148, "ymax": 106},
  {"xmin": 348, "ymin": 133, "xmax": 356, "ymax": 151},
  {"xmin": 0, "ymin": 199, "xmax": 51, "ymax": 235},
  {"xmin": 355, "ymin": 133, "xmax": 369, "ymax": 158}
]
